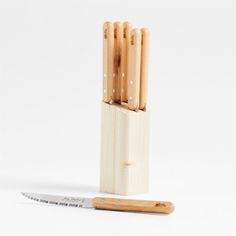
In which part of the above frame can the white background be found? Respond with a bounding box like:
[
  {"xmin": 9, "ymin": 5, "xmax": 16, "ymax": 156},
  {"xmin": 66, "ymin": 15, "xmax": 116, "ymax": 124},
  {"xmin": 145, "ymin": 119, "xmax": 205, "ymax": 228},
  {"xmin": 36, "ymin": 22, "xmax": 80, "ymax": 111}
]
[{"xmin": 0, "ymin": 0, "xmax": 235, "ymax": 235}]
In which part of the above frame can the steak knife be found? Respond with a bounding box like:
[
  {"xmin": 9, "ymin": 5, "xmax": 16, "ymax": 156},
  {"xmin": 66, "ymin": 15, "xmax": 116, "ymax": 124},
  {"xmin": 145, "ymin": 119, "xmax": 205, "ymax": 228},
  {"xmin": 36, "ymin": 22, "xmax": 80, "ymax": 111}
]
[{"xmin": 22, "ymin": 192, "xmax": 174, "ymax": 214}]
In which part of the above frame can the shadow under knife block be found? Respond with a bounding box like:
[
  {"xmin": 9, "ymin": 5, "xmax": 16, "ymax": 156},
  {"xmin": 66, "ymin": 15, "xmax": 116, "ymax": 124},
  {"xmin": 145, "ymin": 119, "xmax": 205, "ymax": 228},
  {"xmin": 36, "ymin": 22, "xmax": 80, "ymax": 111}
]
[{"xmin": 100, "ymin": 102, "xmax": 149, "ymax": 195}]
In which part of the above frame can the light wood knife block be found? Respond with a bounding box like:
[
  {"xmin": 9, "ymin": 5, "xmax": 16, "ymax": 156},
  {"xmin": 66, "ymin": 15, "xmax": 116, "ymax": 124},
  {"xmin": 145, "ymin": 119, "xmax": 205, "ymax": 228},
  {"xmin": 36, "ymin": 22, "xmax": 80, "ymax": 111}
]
[{"xmin": 100, "ymin": 102, "xmax": 149, "ymax": 195}]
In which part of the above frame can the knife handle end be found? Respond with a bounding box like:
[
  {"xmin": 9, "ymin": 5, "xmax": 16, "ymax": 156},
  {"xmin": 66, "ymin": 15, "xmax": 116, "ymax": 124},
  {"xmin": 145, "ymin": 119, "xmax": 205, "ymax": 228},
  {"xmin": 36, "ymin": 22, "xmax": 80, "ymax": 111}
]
[{"xmin": 93, "ymin": 197, "xmax": 174, "ymax": 214}]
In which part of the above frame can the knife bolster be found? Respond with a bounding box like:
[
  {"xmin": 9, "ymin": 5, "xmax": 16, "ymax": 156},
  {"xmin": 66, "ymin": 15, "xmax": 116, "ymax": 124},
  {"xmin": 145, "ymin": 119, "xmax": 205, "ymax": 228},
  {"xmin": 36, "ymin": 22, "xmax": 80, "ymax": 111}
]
[{"xmin": 100, "ymin": 102, "xmax": 149, "ymax": 195}]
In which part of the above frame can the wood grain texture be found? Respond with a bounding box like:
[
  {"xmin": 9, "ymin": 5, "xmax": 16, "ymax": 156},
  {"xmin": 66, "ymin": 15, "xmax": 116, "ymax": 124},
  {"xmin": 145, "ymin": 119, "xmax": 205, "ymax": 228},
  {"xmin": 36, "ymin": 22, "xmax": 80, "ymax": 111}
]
[
  {"xmin": 100, "ymin": 102, "xmax": 149, "ymax": 195},
  {"xmin": 93, "ymin": 197, "xmax": 174, "ymax": 214}
]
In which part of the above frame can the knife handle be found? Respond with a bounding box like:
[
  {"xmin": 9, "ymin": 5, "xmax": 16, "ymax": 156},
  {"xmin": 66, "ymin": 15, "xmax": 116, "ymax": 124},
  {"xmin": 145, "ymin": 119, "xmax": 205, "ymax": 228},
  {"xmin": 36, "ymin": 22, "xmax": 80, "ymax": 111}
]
[
  {"xmin": 139, "ymin": 28, "xmax": 150, "ymax": 110},
  {"xmin": 103, "ymin": 22, "xmax": 114, "ymax": 103},
  {"xmin": 120, "ymin": 22, "xmax": 132, "ymax": 102},
  {"xmin": 93, "ymin": 197, "xmax": 174, "ymax": 214},
  {"xmin": 113, "ymin": 22, "xmax": 123, "ymax": 103},
  {"xmin": 127, "ymin": 29, "xmax": 142, "ymax": 111}
]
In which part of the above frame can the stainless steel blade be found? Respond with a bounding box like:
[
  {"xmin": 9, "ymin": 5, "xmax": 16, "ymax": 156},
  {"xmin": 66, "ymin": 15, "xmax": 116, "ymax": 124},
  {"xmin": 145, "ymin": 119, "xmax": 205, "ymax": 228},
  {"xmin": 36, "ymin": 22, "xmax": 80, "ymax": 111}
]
[{"xmin": 22, "ymin": 192, "xmax": 93, "ymax": 208}]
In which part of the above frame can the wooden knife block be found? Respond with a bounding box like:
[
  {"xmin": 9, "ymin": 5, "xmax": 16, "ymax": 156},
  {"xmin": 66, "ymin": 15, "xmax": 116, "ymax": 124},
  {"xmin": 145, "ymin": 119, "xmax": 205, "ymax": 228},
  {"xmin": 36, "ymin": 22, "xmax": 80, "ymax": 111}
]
[{"xmin": 100, "ymin": 102, "xmax": 149, "ymax": 195}]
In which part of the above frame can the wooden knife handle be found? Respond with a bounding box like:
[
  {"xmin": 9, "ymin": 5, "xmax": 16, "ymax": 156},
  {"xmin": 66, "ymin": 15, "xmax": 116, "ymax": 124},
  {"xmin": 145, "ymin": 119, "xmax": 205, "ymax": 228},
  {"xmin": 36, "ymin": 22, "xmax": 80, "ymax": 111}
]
[
  {"xmin": 93, "ymin": 197, "xmax": 174, "ymax": 214},
  {"xmin": 121, "ymin": 22, "xmax": 132, "ymax": 102},
  {"xmin": 114, "ymin": 22, "xmax": 123, "ymax": 103},
  {"xmin": 103, "ymin": 22, "xmax": 114, "ymax": 103},
  {"xmin": 127, "ymin": 29, "xmax": 142, "ymax": 111},
  {"xmin": 139, "ymin": 28, "xmax": 150, "ymax": 110}
]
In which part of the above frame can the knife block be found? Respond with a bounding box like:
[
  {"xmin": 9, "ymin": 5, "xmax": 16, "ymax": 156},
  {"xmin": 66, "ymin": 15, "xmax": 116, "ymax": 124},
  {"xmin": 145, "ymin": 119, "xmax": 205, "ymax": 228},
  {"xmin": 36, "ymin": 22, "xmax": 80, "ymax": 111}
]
[{"xmin": 100, "ymin": 102, "xmax": 149, "ymax": 195}]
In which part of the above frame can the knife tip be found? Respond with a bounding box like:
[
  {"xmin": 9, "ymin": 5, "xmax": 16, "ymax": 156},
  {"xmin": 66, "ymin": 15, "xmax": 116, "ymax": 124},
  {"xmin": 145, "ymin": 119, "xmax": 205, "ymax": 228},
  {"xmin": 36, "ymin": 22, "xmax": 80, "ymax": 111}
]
[{"xmin": 21, "ymin": 192, "xmax": 30, "ymax": 198}]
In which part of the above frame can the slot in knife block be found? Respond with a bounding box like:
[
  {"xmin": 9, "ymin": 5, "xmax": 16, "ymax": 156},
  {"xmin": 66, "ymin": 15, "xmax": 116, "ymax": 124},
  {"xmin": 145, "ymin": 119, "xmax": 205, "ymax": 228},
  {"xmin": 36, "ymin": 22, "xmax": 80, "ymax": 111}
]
[{"xmin": 100, "ymin": 102, "xmax": 149, "ymax": 195}]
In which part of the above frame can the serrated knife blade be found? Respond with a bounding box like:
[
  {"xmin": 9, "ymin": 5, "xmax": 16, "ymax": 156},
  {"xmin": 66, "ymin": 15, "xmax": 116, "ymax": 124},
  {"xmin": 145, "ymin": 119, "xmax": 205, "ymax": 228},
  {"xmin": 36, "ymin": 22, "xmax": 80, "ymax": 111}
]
[{"xmin": 22, "ymin": 192, "xmax": 93, "ymax": 208}]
